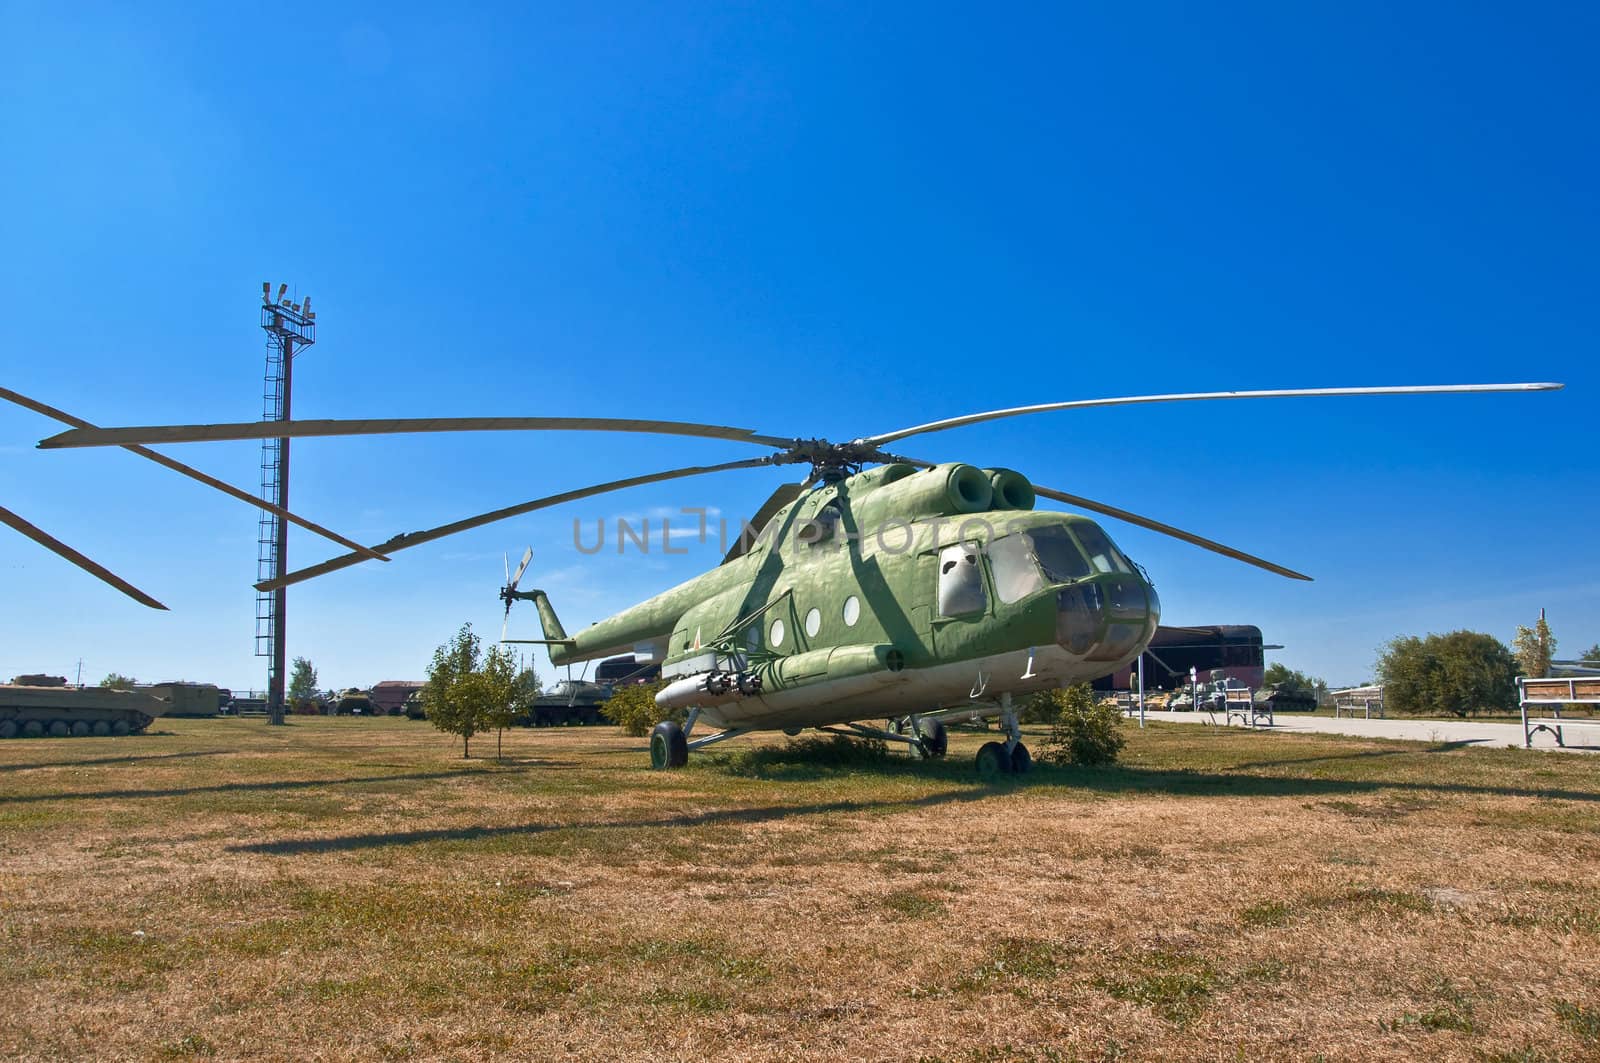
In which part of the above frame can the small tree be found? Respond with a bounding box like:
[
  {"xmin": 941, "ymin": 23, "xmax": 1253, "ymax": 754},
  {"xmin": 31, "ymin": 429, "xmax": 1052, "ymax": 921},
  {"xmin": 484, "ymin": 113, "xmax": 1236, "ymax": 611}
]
[
  {"xmin": 1512, "ymin": 610, "xmax": 1557, "ymax": 678},
  {"xmin": 287, "ymin": 656, "xmax": 319, "ymax": 712},
  {"xmin": 480, "ymin": 645, "xmax": 521, "ymax": 759},
  {"xmin": 600, "ymin": 680, "xmax": 673, "ymax": 736},
  {"xmin": 1036, "ymin": 682, "xmax": 1126, "ymax": 766},
  {"xmin": 1376, "ymin": 631, "xmax": 1518, "ymax": 717},
  {"xmin": 99, "ymin": 673, "xmax": 137, "ymax": 690},
  {"xmin": 424, "ymin": 623, "xmax": 486, "ymax": 757},
  {"xmin": 1583, "ymin": 644, "xmax": 1600, "ymax": 666}
]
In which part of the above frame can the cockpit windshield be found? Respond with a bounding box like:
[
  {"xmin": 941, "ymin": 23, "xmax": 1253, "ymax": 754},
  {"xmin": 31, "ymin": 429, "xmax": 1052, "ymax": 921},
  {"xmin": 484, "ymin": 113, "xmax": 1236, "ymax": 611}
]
[
  {"xmin": 1070, "ymin": 523, "xmax": 1132, "ymax": 575},
  {"xmin": 1029, "ymin": 525, "xmax": 1096, "ymax": 583},
  {"xmin": 987, "ymin": 525, "xmax": 1092, "ymax": 603}
]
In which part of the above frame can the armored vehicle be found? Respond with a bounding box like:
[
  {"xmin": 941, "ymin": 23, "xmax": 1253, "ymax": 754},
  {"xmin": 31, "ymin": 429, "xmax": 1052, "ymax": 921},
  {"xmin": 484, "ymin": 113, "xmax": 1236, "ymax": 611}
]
[
  {"xmin": 519, "ymin": 679, "xmax": 612, "ymax": 727},
  {"xmin": 334, "ymin": 688, "xmax": 376, "ymax": 715},
  {"xmin": 148, "ymin": 681, "xmax": 222, "ymax": 717},
  {"xmin": 0, "ymin": 683, "xmax": 168, "ymax": 738},
  {"xmin": 1255, "ymin": 684, "xmax": 1317, "ymax": 712}
]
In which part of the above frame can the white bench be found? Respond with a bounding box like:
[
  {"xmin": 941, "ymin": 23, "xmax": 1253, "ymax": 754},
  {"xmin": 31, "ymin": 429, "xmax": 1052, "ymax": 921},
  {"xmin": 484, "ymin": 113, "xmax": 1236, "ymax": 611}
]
[
  {"xmin": 1332, "ymin": 685, "xmax": 1385, "ymax": 719},
  {"xmin": 1519, "ymin": 677, "xmax": 1600, "ymax": 748},
  {"xmin": 1224, "ymin": 687, "xmax": 1271, "ymax": 728}
]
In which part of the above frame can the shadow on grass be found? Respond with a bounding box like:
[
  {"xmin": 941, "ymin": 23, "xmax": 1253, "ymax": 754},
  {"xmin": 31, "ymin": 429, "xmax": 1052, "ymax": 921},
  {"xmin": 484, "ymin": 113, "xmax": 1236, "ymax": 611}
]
[
  {"xmin": 3, "ymin": 764, "xmax": 547, "ymax": 804},
  {"xmin": 0, "ymin": 750, "xmax": 230, "ymax": 774},
  {"xmin": 228, "ymin": 747, "xmax": 1600, "ymax": 856},
  {"xmin": 231, "ymin": 790, "xmax": 999, "ymax": 854},
  {"xmin": 1229, "ymin": 739, "xmax": 1484, "ymax": 771}
]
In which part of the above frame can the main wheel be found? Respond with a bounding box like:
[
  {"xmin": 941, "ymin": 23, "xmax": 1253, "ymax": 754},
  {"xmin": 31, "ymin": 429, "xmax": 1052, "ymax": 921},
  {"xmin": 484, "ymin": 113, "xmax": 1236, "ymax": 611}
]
[
  {"xmin": 70, "ymin": 721, "xmax": 90, "ymax": 738},
  {"xmin": 0, "ymin": 720, "xmax": 17, "ymax": 739},
  {"xmin": 91, "ymin": 721, "xmax": 110, "ymax": 737},
  {"xmin": 111, "ymin": 720, "xmax": 129, "ymax": 737},
  {"xmin": 975, "ymin": 741, "xmax": 1010, "ymax": 780},
  {"xmin": 22, "ymin": 720, "xmax": 43, "ymax": 738},
  {"xmin": 917, "ymin": 718, "xmax": 949, "ymax": 759},
  {"xmin": 650, "ymin": 720, "xmax": 689, "ymax": 770},
  {"xmin": 1010, "ymin": 743, "xmax": 1033, "ymax": 774},
  {"xmin": 47, "ymin": 721, "xmax": 69, "ymax": 738}
]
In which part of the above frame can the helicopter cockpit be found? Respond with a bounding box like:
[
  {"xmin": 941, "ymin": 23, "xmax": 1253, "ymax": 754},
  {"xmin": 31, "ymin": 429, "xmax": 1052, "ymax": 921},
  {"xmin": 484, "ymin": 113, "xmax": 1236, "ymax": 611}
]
[{"xmin": 979, "ymin": 521, "xmax": 1159, "ymax": 662}]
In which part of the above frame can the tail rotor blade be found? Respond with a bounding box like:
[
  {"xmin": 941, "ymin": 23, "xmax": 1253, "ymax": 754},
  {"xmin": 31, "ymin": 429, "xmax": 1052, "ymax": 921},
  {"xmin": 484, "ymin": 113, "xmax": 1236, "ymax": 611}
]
[{"xmin": 511, "ymin": 547, "xmax": 533, "ymax": 592}]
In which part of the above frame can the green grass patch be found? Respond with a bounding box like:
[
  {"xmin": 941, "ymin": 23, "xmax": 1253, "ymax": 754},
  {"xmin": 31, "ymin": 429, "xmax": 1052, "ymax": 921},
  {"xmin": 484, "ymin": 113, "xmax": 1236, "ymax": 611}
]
[
  {"xmin": 1239, "ymin": 901, "xmax": 1292, "ymax": 928},
  {"xmin": 1554, "ymin": 999, "xmax": 1600, "ymax": 1043},
  {"xmin": 883, "ymin": 888, "xmax": 947, "ymax": 919},
  {"xmin": 1094, "ymin": 950, "xmax": 1218, "ymax": 1025},
  {"xmin": 952, "ymin": 938, "xmax": 1072, "ymax": 994}
]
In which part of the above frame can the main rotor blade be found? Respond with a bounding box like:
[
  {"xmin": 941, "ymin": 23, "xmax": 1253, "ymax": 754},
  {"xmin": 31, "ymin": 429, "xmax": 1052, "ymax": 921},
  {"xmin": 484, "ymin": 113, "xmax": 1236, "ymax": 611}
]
[
  {"xmin": 257, "ymin": 456, "xmax": 775, "ymax": 592},
  {"xmin": 1032, "ymin": 484, "xmax": 1312, "ymax": 581},
  {"xmin": 510, "ymin": 547, "xmax": 533, "ymax": 591},
  {"xmin": 41, "ymin": 415, "xmax": 796, "ymax": 451},
  {"xmin": 0, "ymin": 388, "xmax": 387, "ymax": 562},
  {"xmin": 865, "ymin": 383, "xmax": 1564, "ymax": 447},
  {"xmin": 722, "ymin": 482, "xmax": 807, "ymax": 564},
  {"xmin": 0, "ymin": 504, "xmax": 167, "ymax": 609}
]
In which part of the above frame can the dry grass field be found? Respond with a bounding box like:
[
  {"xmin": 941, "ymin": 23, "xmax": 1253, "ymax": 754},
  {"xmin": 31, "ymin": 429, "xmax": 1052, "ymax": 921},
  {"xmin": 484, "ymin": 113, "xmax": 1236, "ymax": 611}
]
[{"xmin": 3, "ymin": 717, "xmax": 1599, "ymax": 1062}]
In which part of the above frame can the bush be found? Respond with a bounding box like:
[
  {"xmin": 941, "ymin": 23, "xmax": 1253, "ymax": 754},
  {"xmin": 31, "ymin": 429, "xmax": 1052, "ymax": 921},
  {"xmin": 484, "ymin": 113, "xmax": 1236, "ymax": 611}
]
[
  {"xmin": 1036, "ymin": 682, "xmax": 1125, "ymax": 766},
  {"xmin": 1376, "ymin": 630, "xmax": 1518, "ymax": 717},
  {"xmin": 599, "ymin": 680, "xmax": 676, "ymax": 737}
]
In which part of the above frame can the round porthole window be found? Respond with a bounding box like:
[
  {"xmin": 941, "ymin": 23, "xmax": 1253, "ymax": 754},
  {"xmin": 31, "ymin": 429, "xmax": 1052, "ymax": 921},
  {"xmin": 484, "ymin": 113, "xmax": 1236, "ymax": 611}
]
[
  {"xmin": 842, "ymin": 595, "xmax": 860, "ymax": 627},
  {"xmin": 770, "ymin": 618, "xmax": 786, "ymax": 647},
  {"xmin": 805, "ymin": 607, "xmax": 821, "ymax": 638}
]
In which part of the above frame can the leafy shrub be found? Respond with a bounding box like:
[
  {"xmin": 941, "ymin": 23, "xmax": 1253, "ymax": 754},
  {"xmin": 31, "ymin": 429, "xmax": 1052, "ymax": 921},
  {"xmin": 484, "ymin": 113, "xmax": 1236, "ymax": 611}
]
[
  {"xmin": 1377, "ymin": 630, "xmax": 1518, "ymax": 717},
  {"xmin": 599, "ymin": 680, "xmax": 675, "ymax": 737},
  {"xmin": 1037, "ymin": 682, "xmax": 1125, "ymax": 765}
]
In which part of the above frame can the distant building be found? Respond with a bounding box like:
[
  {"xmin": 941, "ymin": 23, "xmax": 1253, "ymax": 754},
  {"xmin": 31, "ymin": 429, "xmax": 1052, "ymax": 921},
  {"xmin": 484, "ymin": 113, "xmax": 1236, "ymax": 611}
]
[{"xmin": 370, "ymin": 681, "xmax": 426, "ymax": 714}]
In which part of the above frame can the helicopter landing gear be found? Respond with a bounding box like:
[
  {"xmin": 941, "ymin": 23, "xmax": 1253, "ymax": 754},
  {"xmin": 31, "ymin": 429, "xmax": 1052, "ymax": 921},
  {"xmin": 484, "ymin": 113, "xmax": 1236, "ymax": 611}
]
[
  {"xmin": 650, "ymin": 712, "xmax": 747, "ymax": 770},
  {"xmin": 888, "ymin": 714, "xmax": 948, "ymax": 759},
  {"xmin": 976, "ymin": 694, "xmax": 1031, "ymax": 778},
  {"xmin": 975, "ymin": 741, "xmax": 1009, "ymax": 779},
  {"xmin": 1000, "ymin": 692, "xmax": 1031, "ymax": 775},
  {"xmin": 650, "ymin": 721, "xmax": 687, "ymax": 770}
]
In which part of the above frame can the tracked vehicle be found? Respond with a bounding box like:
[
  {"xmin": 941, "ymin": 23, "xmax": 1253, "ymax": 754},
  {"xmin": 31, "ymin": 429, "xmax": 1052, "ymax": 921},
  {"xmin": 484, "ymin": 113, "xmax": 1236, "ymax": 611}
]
[{"xmin": 0, "ymin": 683, "xmax": 169, "ymax": 738}]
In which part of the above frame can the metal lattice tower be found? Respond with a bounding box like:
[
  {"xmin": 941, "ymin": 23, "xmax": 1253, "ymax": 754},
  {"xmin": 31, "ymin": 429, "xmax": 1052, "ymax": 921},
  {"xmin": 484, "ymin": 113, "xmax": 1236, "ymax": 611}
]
[{"xmin": 256, "ymin": 283, "xmax": 316, "ymax": 725}]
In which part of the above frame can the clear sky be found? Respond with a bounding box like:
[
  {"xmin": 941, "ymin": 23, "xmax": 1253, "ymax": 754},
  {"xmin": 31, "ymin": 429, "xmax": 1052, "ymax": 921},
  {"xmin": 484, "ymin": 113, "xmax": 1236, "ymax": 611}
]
[{"xmin": 1, "ymin": 2, "xmax": 1594, "ymax": 692}]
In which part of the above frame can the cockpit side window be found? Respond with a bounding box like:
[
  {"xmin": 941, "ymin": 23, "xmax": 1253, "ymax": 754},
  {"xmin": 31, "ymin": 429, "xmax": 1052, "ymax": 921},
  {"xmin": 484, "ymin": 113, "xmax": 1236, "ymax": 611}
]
[
  {"xmin": 1071, "ymin": 523, "xmax": 1132, "ymax": 574},
  {"xmin": 937, "ymin": 542, "xmax": 987, "ymax": 617},
  {"xmin": 988, "ymin": 534, "xmax": 1046, "ymax": 603},
  {"xmin": 1028, "ymin": 526, "xmax": 1093, "ymax": 583}
]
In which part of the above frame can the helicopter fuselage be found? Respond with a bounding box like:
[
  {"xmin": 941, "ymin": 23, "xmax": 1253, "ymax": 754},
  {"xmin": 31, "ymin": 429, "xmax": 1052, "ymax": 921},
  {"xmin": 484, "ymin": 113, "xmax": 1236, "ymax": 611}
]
[{"xmin": 522, "ymin": 462, "xmax": 1160, "ymax": 731}]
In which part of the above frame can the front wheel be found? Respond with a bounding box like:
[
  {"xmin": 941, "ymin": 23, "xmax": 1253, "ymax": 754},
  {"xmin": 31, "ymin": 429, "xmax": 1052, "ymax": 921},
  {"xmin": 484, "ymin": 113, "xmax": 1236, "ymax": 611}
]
[
  {"xmin": 975, "ymin": 741, "xmax": 1010, "ymax": 780},
  {"xmin": 650, "ymin": 720, "xmax": 688, "ymax": 770},
  {"xmin": 917, "ymin": 718, "xmax": 949, "ymax": 759}
]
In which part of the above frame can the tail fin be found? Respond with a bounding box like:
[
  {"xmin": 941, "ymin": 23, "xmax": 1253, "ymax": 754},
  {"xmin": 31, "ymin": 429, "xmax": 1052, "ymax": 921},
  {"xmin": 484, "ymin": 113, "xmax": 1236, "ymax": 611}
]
[{"xmin": 530, "ymin": 590, "xmax": 575, "ymax": 664}]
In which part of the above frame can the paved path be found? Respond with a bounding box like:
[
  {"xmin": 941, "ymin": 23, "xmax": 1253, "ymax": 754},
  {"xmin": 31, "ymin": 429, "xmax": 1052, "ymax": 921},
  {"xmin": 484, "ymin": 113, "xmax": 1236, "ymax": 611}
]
[{"xmin": 1126, "ymin": 709, "xmax": 1600, "ymax": 754}]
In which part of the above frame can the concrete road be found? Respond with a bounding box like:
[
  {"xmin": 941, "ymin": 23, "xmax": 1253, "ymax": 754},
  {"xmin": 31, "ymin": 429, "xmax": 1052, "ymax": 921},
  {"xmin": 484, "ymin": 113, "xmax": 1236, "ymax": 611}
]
[{"xmin": 1126, "ymin": 709, "xmax": 1600, "ymax": 754}]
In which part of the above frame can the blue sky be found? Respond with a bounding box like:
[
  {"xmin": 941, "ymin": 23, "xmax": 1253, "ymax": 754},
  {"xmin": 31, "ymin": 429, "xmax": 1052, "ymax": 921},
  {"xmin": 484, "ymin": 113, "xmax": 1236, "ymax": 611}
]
[{"xmin": 1, "ymin": 2, "xmax": 1594, "ymax": 691}]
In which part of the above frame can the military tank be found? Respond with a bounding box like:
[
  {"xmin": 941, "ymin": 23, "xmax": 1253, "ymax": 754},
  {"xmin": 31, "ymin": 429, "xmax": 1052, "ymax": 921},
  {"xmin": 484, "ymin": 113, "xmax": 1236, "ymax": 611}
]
[{"xmin": 0, "ymin": 683, "xmax": 168, "ymax": 738}]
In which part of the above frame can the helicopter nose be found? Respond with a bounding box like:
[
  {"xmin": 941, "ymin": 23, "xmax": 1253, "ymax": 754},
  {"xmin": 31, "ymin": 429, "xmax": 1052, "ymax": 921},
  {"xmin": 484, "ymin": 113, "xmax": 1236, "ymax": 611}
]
[{"xmin": 1056, "ymin": 574, "xmax": 1159, "ymax": 660}]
